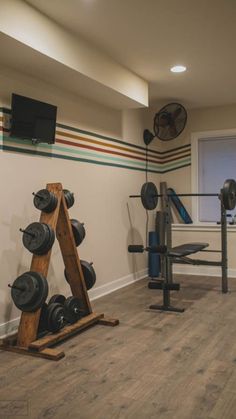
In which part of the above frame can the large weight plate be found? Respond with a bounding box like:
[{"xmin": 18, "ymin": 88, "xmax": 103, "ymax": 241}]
[
  {"xmin": 11, "ymin": 272, "xmax": 39, "ymax": 310},
  {"xmin": 26, "ymin": 272, "xmax": 48, "ymax": 312},
  {"xmin": 11, "ymin": 271, "xmax": 48, "ymax": 312},
  {"xmin": 141, "ymin": 182, "xmax": 158, "ymax": 210},
  {"xmin": 22, "ymin": 222, "xmax": 55, "ymax": 255},
  {"xmin": 33, "ymin": 189, "xmax": 58, "ymax": 213},
  {"xmin": 222, "ymin": 179, "xmax": 236, "ymax": 210},
  {"xmin": 70, "ymin": 219, "xmax": 86, "ymax": 246},
  {"xmin": 42, "ymin": 224, "xmax": 55, "ymax": 254}
]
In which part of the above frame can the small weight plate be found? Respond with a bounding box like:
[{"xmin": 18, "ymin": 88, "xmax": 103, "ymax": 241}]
[
  {"xmin": 48, "ymin": 294, "xmax": 66, "ymax": 305},
  {"xmin": 11, "ymin": 272, "xmax": 40, "ymax": 310},
  {"xmin": 80, "ymin": 260, "xmax": 96, "ymax": 290},
  {"xmin": 141, "ymin": 182, "xmax": 158, "ymax": 210},
  {"xmin": 33, "ymin": 189, "xmax": 58, "ymax": 213},
  {"xmin": 63, "ymin": 189, "xmax": 75, "ymax": 209},
  {"xmin": 64, "ymin": 296, "xmax": 84, "ymax": 324},
  {"xmin": 70, "ymin": 219, "xmax": 86, "ymax": 246},
  {"xmin": 47, "ymin": 303, "xmax": 65, "ymax": 333},
  {"xmin": 222, "ymin": 179, "xmax": 236, "ymax": 210}
]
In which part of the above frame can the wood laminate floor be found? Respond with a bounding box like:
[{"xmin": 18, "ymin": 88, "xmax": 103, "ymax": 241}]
[{"xmin": 1, "ymin": 275, "xmax": 236, "ymax": 419}]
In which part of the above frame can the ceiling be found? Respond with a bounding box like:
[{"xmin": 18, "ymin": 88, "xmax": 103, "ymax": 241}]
[{"xmin": 26, "ymin": 0, "xmax": 236, "ymax": 109}]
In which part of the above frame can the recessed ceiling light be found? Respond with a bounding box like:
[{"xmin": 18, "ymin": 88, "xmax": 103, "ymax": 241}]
[{"xmin": 170, "ymin": 65, "xmax": 186, "ymax": 73}]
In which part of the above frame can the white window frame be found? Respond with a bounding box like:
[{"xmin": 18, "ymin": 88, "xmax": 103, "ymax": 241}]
[{"xmin": 191, "ymin": 128, "xmax": 236, "ymax": 224}]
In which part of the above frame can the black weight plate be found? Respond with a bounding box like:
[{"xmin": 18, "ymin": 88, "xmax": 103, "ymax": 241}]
[
  {"xmin": 26, "ymin": 272, "xmax": 48, "ymax": 312},
  {"xmin": 48, "ymin": 294, "xmax": 66, "ymax": 305},
  {"xmin": 222, "ymin": 179, "xmax": 236, "ymax": 210},
  {"xmin": 38, "ymin": 302, "xmax": 48, "ymax": 333},
  {"xmin": 80, "ymin": 260, "xmax": 96, "ymax": 290},
  {"xmin": 141, "ymin": 182, "xmax": 158, "ymax": 210},
  {"xmin": 64, "ymin": 296, "xmax": 83, "ymax": 324},
  {"xmin": 22, "ymin": 222, "xmax": 49, "ymax": 255},
  {"xmin": 70, "ymin": 219, "xmax": 86, "ymax": 246},
  {"xmin": 25, "ymin": 272, "xmax": 48, "ymax": 312},
  {"xmin": 11, "ymin": 272, "xmax": 40, "ymax": 310},
  {"xmin": 34, "ymin": 223, "xmax": 51, "ymax": 255},
  {"xmin": 63, "ymin": 189, "xmax": 75, "ymax": 209},
  {"xmin": 47, "ymin": 303, "xmax": 65, "ymax": 333},
  {"xmin": 33, "ymin": 189, "xmax": 58, "ymax": 213},
  {"xmin": 39, "ymin": 224, "xmax": 55, "ymax": 255},
  {"xmin": 11, "ymin": 271, "xmax": 48, "ymax": 312},
  {"xmin": 64, "ymin": 262, "xmax": 96, "ymax": 290}
]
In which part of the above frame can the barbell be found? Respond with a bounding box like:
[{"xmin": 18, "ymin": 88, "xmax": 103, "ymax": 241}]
[{"xmin": 129, "ymin": 179, "xmax": 236, "ymax": 211}]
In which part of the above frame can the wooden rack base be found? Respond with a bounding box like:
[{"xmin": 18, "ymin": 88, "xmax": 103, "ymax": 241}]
[
  {"xmin": 0, "ymin": 313, "xmax": 119, "ymax": 360},
  {"xmin": 1, "ymin": 182, "xmax": 119, "ymax": 360}
]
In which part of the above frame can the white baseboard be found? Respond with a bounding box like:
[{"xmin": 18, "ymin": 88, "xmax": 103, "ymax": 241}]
[
  {"xmin": 0, "ymin": 317, "xmax": 20, "ymax": 340},
  {"xmin": 88, "ymin": 268, "xmax": 148, "ymax": 300},
  {"xmin": 0, "ymin": 269, "xmax": 147, "ymax": 339},
  {"xmin": 173, "ymin": 264, "xmax": 236, "ymax": 278}
]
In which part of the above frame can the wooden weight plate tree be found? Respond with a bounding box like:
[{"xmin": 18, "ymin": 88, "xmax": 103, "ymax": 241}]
[{"xmin": 0, "ymin": 183, "xmax": 119, "ymax": 361}]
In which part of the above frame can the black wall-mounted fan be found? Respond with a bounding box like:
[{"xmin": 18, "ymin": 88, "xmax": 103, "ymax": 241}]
[{"xmin": 143, "ymin": 102, "xmax": 187, "ymax": 145}]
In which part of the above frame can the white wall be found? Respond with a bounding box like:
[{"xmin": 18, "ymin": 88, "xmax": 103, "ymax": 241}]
[{"xmin": 0, "ymin": 66, "xmax": 159, "ymax": 335}]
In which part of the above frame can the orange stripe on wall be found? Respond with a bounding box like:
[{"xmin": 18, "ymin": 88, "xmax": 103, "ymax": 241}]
[
  {"xmin": 56, "ymin": 138, "xmax": 162, "ymax": 164},
  {"xmin": 56, "ymin": 130, "xmax": 159, "ymax": 160}
]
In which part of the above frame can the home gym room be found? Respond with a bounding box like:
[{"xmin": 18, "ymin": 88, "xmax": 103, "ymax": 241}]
[{"xmin": 1, "ymin": 0, "xmax": 236, "ymax": 418}]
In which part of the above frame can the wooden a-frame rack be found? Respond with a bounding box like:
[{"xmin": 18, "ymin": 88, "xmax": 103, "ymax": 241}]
[{"xmin": 0, "ymin": 182, "xmax": 119, "ymax": 360}]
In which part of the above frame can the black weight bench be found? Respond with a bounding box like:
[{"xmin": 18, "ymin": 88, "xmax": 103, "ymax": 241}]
[
  {"xmin": 148, "ymin": 242, "xmax": 209, "ymax": 313},
  {"xmin": 169, "ymin": 242, "xmax": 209, "ymax": 257}
]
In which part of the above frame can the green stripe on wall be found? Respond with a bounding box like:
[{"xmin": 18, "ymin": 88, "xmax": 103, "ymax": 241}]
[
  {"xmin": 0, "ymin": 107, "xmax": 191, "ymax": 156},
  {"xmin": 0, "ymin": 108, "xmax": 192, "ymax": 173}
]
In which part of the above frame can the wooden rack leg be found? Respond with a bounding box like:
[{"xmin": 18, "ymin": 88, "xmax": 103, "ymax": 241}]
[{"xmin": 3, "ymin": 182, "xmax": 119, "ymax": 360}]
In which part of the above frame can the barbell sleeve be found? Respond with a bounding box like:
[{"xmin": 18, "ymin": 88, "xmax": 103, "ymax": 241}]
[{"xmin": 128, "ymin": 245, "xmax": 144, "ymax": 253}]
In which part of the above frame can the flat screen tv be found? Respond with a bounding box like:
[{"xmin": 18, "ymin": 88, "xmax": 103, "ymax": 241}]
[{"xmin": 11, "ymin": 93, "xmax": 57, "ymax": 144}]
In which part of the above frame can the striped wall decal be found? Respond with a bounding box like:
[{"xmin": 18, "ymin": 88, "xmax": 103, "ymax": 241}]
[{"xmin": 0, "ymin": 108, "xmax": 191, "ymax": 173}]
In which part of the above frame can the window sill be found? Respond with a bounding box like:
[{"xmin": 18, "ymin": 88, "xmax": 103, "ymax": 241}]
[{"xmin": 172, "ymin": 223, "xmax": 236, "ymax": 232}]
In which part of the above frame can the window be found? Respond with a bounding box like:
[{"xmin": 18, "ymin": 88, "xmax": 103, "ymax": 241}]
[{"xmin": 191, "ymin": 130, "xmax": 236, "ymax": 223}]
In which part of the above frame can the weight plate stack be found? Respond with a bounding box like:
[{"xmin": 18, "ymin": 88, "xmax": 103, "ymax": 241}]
[
  {"xmin": 141, "ymin": 182, "xmax": 158, "ymax": 210},
  {"xmin": 21, "ymin": 222, "xmax": 55, "ymax": 255},
  {"xmin": 63, "ymin": 189, "xmax": 75, "ymax": 209},
  {"xmin": 222, "ymin": 179, "xmax": 236, "ymax": 210},
  {"xmin": 47, "ymin": 303, "xmax": 65, "ymax": 333},
  {"xmin": 70, "ymin": 219, "xmax": 86, "ymax": 246},
  {"xmin": 10, "ymin": 271, "xmax": 48, "ymax": 312},
  {"xmin": 33, "ymin": 189, "xmax": 58, "ymax": 213},
  {"xmin": 64, "ymin": 260, "xmax": 96, "ymax": 290},
  {"xmin": 64, "ymin": 296, "xmax": 84, "ymax": 324}
]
